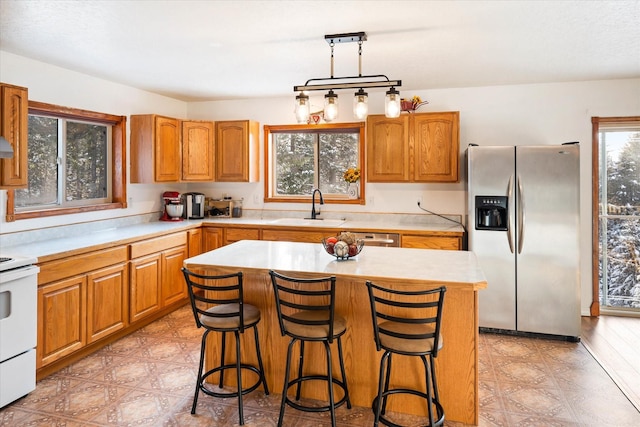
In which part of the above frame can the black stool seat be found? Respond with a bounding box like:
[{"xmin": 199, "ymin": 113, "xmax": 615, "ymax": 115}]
[
  {"xmin": 269, "ymin": 270, "xmax": 351, "ymax": 427},
  {"xmin": 182, "ymin": 268, "xmax": 269, "ymax": 426},
  {"xmin": 366, "ymin": 281, "xmax": 447, "ymax": 427}
]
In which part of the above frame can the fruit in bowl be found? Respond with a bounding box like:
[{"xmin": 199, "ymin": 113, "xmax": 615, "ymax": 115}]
[{"xmin": 322, "ymin": 232, "xmax": 364, "ymax": 260}]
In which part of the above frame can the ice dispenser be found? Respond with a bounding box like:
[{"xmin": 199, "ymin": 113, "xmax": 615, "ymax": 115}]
[{"xmin": 475, "ymin": 196, "xmax": 508, "ymax": 231}]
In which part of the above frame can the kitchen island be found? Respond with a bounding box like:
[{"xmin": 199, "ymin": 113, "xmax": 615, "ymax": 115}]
[{"xmin": 184, "ymin": 240, "xmax": 487, "ymax": 425}]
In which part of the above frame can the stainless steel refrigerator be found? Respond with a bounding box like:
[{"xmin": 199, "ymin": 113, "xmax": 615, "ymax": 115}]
[{"xmin": 467, "ymin": 143, "xmax": 580, "ymax": 340}]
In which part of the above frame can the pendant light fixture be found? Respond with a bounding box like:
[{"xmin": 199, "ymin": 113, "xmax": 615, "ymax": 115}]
[
  {"xmin": 295, "ymin": 92, "xmax": 310, "ymax": 123},
  {"xmin": 353, "ymin": 88, "xmax": 368, "ymax": 120},
  {"xmin": 294, "ymin": 32, "xmax": 401, "ymax": 122}
]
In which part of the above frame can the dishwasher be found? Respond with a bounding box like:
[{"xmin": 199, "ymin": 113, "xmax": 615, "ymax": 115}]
[{"xmin": 352, "ymin": 232, "xmax": 400, "ymax": 247}]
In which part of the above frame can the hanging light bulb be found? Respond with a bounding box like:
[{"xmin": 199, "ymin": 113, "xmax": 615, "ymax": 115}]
[
  {"xmin": 385, "ymin": 87, "xmax": 401, "ymax": 118},
  {"xmin": 294, "ymin": 92, "xmax": 310, "ymax": 124},
  {"xmin": 323, "ymin": 90, "xmax": 339, "ymax": 122},
  {"xmin": 353, "ymin": 88, "xmax": 368, "ymax": 120}
]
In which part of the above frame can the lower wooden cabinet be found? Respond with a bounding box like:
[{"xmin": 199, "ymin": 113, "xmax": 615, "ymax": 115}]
[
  {"xmin": 203, "ymin": 226, "xmax": 223, "ymax": 251},
  {"xmin": 129, "ymin": 232, "xmax": 188, "ymax": 323},
  {"xmin": 225, "ymin": 227, "xmax": 260, "ymax": 245},
  {"xmin": 262, "ymin": 228, "xmax": 334, "ymax": 243},
  {"xmin": 37, "ymin": 259, "xmax": 128, "ymax": 368}
]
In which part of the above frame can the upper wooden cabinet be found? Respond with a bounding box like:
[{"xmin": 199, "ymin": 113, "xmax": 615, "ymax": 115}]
[
  {"xmin": 366, "ymin": 112, "xmax": 459, "ymax": 183},
  {"xmin": 0, "ymin": 83, "xmax": 29, "ymax": 188},
  {"xmin": 215, "ymin": 120, "xmax": 259, "ymax": 182},
  {"xmin": 130, "ymin": 114, "xmax": 181, "ymax": 183},
  {"xmin": 182, "ymin": 120, "xmax": 214, "ymax": 181}
]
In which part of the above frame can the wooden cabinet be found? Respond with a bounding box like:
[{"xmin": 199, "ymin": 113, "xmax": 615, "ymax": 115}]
[
  {"xmin": 0, "ymin": 83, "xmax": 29, "ymax": 188},
  {"xmin": 225, "ymin": 227, "xmax": 260, "ymax": 245},
  {"xmin": 129, "ymin": 232, "xmax": 188, "ymax": 323},
  {"xmin": 130, "ymin": 114, "xmax": 181, "ymax": 183},
  {"xmin": 86, "ymin": 264, "xmax": 128, "ymax": 343},
  {"xmin": 401, "ymin": 234, "xmax": 462, "ymax": 250},
  {"xmin": 262, "ymin": 228, "xmax": 334, "ymax": 243},
  {"xmin": 188, "ymin": 228, "xmax": 203, "ymax": 257},
  {"xmin": 366, "ymin": 112, "xmax": 459, "ymax": 183},
  {"xmin": 182, "ymin": 120, "xmax": 214, "ymax": 181},
  {"xmin": 215, "ymin": 120, "xmax": 259, "ymax": 182},
  {"xmin": 203, "ymin": 226, "xmax": 223, "ymax": 252},
  {"xmin": 366, "ymin": 115, "xmax": 410, "ymax": 182},
  {"xmin": 38, "ymin": 276, "xmax": 86, "ymax": 368},
  {"xmin": 37, "ymin": 246, "xmax": 128, "ymax": 368}
]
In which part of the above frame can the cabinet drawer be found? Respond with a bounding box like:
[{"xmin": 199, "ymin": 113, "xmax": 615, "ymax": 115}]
[
  {"xmin": 38, "ymin": 246, "xmax": 128, "ymax": 285},
  {"xmin": 262, "ymin": 229, "xmax": 329, "ymax": 243},
  {"xmin": 225, "ymin": 228, "xmax": 260, "ymax": 243},
  {"xmin": 401, "ymin": 235, "xmax": 461, "ymax": 250},
  {"xmin": 129, "ymin": 232, "xmax": 187, "ymax": 259}
]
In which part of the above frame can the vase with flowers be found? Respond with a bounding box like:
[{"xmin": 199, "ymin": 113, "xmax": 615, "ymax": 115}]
[{"xmin": 343, "ymin": 167, "xmax": 360, "ymax": 199}]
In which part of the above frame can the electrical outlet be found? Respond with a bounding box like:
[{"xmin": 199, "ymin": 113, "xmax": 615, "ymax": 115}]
[
  {"xmin": 367, "ymin": 195, "xmax": 374, "ymax": 206},
  {"xmin": 253, "ymin": 194, "xmax": 260, "ymax": 204}
]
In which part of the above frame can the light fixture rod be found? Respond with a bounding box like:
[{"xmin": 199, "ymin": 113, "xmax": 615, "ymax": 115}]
[
  {"xmin": 324, "ymin": 32, "xmax": 367, "ymax": 44},
  {"xmin": 295, "ymin": 76, "xmax": 401, "ymax": 92}
]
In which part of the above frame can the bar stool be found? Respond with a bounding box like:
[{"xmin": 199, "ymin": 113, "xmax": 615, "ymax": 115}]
[
  {"xmin": 269, "ymin": 270, "xmax": 351, "ymax": 427},
  {"xmin": 182, "ymin": 268, "xmax": 269, "ymax": 425},
  {"xmin": 366, "ymin": 281, "xmax": 446, "ymax": 427}
]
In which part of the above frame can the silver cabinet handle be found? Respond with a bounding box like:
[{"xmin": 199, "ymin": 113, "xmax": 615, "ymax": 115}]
[{"xmin": 517, "ymin": 175, "xmax": 525, "ymax": 254}]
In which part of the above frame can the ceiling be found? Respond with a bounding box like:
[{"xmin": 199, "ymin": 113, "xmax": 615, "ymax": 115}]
[{"xmin": 1, "ymin": 0, "xmax": 639, "ymax": 102}]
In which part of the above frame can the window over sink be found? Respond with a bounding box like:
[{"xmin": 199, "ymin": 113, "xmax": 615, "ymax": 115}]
[{"xmin": 263, "ymin": 122, "xmax": 365, "ymax": 204}]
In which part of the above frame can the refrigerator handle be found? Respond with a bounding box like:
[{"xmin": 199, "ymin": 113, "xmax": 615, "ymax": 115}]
[
  {"xmin": 517, "ymin": 175, "xmax": 526, "ymax": 254},
  {"xmin": 507, "ymin": 175, "xmax": 515, "ymax": 253}
]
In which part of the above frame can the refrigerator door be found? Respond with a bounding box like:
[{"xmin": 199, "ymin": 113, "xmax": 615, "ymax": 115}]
[
  {"xmin": 467, "ymin": 146, "xmax": 517, "ymax": 330},
  {"xmin": 515, "ymin": 145, "xmax": 580, "ymax": 337}
]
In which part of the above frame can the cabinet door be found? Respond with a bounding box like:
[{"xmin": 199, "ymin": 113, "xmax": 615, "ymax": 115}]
[
  {"xmin": 155, "ymin": 116, "xmax": 181, "ymax": 182},
  {"xmin": 86, "ymin": 263, "xmax": 129, "ymax": 343},
  {"xmin": 129, "ymin": 254, "xmax": 162, "ymax": 323},
  {"xmin": 413, "ymin": 112, "xmax": 459, "ymax": 182},
  {"xmin": 366, "ymin": 115, "xmax": 410, "ymax": 182},
  {"xmin": 0, "ymin": 84, "xmax": 28, "ymax": 188},
  {"xmin": 182, "ymin": 120, "xmax": 214, "ymax": 181},
  {"xmin": 37, "ymin": 276, "xmax": 86, "ymax": 368},
  {"xmin": 215, "ymin": 120, "xmax": 259, "ymax": 182},
  {"xmin": 188, "ymin": 228, "xmax": 203, "ymax": 257},
  {"xmin": 203, "ymin": 227, "xmax": 223, "ymax": 251},
  {"xmin": 161, "ymin": 245, "xmax": 188, "ymax": 306}
]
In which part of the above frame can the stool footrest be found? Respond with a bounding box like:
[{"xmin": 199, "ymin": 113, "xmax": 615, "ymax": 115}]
[
  {"xmin": 373, "ymin": 388, "xmax": 444, "ymax": 427},
  {"xmin": 199, "ymin": 364, "xmax": 265, "ymax": 399},
  {"xmin": 284, "ymin": 375, "xmax": 350, "ymax": 413}
]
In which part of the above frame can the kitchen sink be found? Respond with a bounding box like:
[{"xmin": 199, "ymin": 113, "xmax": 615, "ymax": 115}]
[{"xmin": 267, "ymin": 218, "xmax": 345, "ymax": 227}]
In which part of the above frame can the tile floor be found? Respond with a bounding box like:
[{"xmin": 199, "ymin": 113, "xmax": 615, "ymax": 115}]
[{"xmin": 1, "ymin": 305, "xmax": 639, "ymax": 426}]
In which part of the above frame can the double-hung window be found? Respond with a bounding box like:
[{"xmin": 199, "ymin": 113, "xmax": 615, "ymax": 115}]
[{"xmin": 264, "ymin": 123, "xmax": 365, "ymax": 203}]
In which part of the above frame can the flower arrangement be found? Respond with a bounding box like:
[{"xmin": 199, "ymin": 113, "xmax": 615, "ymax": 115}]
[
  {"xmin": 400, "ymin": 95, "xmax": 429, "ymax": 112},
  {"xmin": 343, "ymin": 167, "xmax": 361, "ymax": 183}
]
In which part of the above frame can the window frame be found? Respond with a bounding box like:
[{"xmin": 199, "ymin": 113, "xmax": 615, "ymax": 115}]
[
  {"xmin": 263, "ymin": 122, "xmax": 365, "ymax": 204},
  {"xmin": 6, "ymin": 101, "xmax": 127, "ymax": 221}
]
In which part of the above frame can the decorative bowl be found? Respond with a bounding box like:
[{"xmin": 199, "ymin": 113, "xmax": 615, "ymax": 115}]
[{"xmin": 322, "ymin": 234, "xmax": 365, "ymax": 260}]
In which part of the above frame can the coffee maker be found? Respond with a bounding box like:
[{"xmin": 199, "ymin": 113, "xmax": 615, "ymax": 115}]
[
  {"xmin": 182, "ymin": 192, "xmax": 205, "ymax": 219},
  {"xmin": 161, "ymin": 191, "xmax": 184, "ymax": 221}
]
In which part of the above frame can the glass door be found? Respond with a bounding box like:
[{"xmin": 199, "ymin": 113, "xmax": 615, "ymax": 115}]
[{"xmin": 597, "ymin": 123, "xmax": 640, "ymax": 314}]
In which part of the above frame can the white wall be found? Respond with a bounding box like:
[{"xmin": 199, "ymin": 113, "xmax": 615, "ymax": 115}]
[{"xmin": 2, "ymin": 50, "xmax": 640, "ymax": 314}]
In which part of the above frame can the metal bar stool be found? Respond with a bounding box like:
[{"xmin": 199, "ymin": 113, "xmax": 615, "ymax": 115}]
[
  {"xmin": 366, "ymin": 281, "xmax": 446, "ymax": 427},
  {"xmin": 269, "ymin": 270, "xmax": 351, "ymax": 427},
  {"xmin": 182, "ymin": 268, "xmax": 269, "ymax": 425}
]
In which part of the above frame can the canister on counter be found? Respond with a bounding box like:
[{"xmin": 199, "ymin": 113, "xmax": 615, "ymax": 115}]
[{"xmin": 231, "ymin": 199, "xmax": 242, "ymax": 217}]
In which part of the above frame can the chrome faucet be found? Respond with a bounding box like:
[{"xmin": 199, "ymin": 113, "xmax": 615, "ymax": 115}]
[{"xmin": 307, "ymin": 188, "xmax": 324, "ymax": 220}]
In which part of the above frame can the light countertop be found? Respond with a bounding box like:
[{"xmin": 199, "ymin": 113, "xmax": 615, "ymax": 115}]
[
  {"xmin": 0, "ymin": 215, "xmax": 464, "ymax": 263},
  {"xmin": 184, "ymin": 240, "xmax": 486, "ymax": 290}
]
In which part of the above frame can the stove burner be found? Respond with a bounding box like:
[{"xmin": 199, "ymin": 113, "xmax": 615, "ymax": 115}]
[{"xmin": 0, "ymin": 257, "xmax": 12, "ymax": 263}]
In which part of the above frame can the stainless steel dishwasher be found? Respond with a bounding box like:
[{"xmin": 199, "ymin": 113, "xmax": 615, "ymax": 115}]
[{"xmin": 352, "ymin": 232, "xmax": 400, "ymax": 247}]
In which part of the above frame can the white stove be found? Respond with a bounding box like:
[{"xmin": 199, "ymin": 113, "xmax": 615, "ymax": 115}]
[
  {"xmin": 0, "ymin": 255, "xmax": 37, "ymax": 272},
  {"xmin": 0, "ymin": 253, "xmax": 38, "ymax": 408}
]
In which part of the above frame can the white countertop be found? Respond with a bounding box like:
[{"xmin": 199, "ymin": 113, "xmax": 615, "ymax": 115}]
[
  {"xmin": 0, "ymin": 214, "xmax": 464, "ymax": 263},
  {"xmin": 184, "ymin": 240, "xmax": 486, "ymax": 290}
]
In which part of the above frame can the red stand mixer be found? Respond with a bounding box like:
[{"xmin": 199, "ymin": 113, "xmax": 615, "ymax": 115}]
[{"xmin": 161, "ymin": 191, "xmax": 184, "ymax": 221}]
